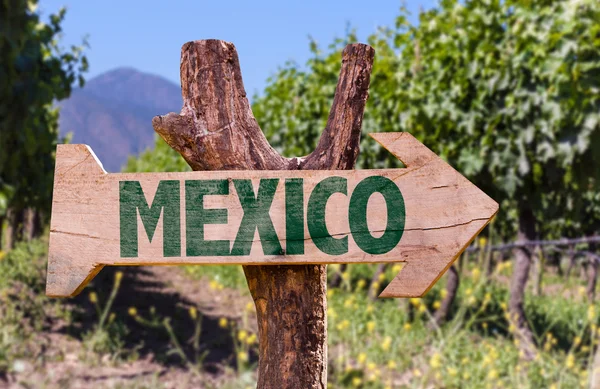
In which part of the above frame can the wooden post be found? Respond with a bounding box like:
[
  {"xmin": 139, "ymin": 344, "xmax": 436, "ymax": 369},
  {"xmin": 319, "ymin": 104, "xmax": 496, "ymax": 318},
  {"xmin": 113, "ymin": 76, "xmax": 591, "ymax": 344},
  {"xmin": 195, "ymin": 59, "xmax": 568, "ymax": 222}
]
[{"xmin": 152, "ymin": 39, "xmax": 374, "ymax": 388}]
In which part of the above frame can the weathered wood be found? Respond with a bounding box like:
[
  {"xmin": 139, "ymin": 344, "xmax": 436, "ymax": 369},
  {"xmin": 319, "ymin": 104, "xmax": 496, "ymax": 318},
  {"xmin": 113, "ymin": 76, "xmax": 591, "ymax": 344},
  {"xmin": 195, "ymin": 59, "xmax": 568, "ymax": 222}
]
[
  {"xmin": 154, "ymin": 40, "xmax": 374, "ymax": 389},
  {"xmin": 47, "ymin": 133, "xmax": 498, "ymax": 297}
]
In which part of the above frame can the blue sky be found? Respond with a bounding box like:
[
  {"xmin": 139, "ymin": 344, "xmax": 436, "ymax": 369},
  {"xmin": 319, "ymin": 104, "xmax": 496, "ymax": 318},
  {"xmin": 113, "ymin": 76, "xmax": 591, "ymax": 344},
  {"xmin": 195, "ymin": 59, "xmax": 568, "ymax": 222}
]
[{"xmin": 39, "ymin": 0, "xmax": 436, "ymax": 96}]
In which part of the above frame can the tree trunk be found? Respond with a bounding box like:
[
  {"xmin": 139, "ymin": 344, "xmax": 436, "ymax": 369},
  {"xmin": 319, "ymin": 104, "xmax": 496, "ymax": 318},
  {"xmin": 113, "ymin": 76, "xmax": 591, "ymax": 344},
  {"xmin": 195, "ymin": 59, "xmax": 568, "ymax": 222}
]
[
  {"xmin": 152, "ymin": 39, "xmax": 374, "ymax": 388},
  {"xmin": 509, "ymin": 207, "xmax": 537, "ymax": 360},
  {"xmin": 532, "ymin": 246, "xmax": 544, "ymax": 297},
  {"xmin": 587, "ymin": 256, "xmax": 598, "ymax": 303},
  {"xmin": 329, "ymin": 263, "xmax": 347, "ymax": 288},
  {"xmin": 565, "ymin": 244, "xmax": 576, "ymax": 280},
  {"xmin": 433, "ymin": 265, "xmax": 459, "ymax": 325},
  {"xmin": 368, "ymin": 263, "xmax": 387, "ymax": 300},
  {"xmin": 5, "ymin": 207, "xmax": 24, "ymax": 250},
  {"xmin": 22, "ymin": 208, "xmax": 41, "ymax": 241}
]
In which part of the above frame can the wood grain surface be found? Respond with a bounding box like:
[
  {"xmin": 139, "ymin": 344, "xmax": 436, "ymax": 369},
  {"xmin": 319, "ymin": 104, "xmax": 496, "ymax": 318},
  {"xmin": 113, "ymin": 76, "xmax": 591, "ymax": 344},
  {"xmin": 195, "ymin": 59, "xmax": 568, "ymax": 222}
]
[{"xmin": 47, "ymin": 132, "xmax": 498, "ymax": 298}]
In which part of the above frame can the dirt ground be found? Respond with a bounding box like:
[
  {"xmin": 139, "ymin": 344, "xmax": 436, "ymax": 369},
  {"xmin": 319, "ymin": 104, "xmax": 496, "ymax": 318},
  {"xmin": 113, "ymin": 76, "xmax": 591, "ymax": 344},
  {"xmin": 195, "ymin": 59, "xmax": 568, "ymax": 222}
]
[{"xmin": 2, "ymin": 266, "xmax": 256, "ymax": 389}]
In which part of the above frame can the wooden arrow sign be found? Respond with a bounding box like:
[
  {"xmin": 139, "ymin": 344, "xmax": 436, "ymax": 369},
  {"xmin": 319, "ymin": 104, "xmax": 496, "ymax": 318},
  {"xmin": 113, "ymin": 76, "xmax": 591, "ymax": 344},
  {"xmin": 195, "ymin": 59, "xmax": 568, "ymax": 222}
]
[{"xmin": 46, "ymin": 132, "xmax": 498, "ymax": 298}]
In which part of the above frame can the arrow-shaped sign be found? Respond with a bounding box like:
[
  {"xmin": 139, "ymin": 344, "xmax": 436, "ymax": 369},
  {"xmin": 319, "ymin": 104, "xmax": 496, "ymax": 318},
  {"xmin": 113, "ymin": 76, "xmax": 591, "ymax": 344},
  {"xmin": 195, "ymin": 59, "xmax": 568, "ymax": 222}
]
[{"xmin": 46, "ymin": 132, "xmax": 498, "ymax": 298}]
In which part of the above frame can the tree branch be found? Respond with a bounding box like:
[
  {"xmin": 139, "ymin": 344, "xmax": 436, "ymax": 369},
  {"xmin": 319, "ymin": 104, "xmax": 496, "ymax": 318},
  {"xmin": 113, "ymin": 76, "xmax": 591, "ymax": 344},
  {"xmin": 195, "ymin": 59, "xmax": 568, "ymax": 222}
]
[{"xmin": 152, "ymin": 39, "xmax": 374, "ymax": 389}]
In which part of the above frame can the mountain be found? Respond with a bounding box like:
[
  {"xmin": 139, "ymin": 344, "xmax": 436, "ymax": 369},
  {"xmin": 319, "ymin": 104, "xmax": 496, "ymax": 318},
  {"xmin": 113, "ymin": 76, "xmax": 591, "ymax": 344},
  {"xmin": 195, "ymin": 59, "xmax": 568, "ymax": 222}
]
[{"xmin": 58, "ymin": 67, "xmax": 182, "ymax": 172}]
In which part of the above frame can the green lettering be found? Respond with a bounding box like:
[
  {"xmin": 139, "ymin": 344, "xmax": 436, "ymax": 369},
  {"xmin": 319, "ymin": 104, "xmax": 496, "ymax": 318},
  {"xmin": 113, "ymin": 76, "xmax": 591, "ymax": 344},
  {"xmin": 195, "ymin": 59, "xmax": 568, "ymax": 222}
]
[
  {"xmin": 231, "ymin": 179, "xmax": 282, "ymax": 256},
  {"xmin": 307, "ymin": 176, "xmax": 348, "ymax": 255},
  {"xmin": 119, "ymin": 180, "xmax": 180, "ymax": 258},
  {"xmin": 186, "ymin": 180, "xmax": 230, "ymax": 256},
  {"xmin": 349, "ymin": 176, "xmax": 405, "ymax": 254},
  {"xmin": 285, "ymin": 178, "xmax": 304, "ymax": 255}
]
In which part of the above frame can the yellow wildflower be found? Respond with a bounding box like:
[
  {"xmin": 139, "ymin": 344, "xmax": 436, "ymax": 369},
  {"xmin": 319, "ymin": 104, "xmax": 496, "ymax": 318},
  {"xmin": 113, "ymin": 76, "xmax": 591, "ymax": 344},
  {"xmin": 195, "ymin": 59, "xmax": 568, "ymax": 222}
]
[
  {"xmin": 128, "ymin": 307, "xmax": 137, "ymax": 317},
  {"xmin": 238, "ymin": 330, "xmax": 248, "ymax": 342},
  {"xmin": 356, "ymin": 279, "xmax": 366, "ymax": 290},
  {"xmin": 387, "ymin": 360, "xmax": 397, "ymax": 369},
  {"xmin": 465, "ymin": 288, "xmax": 473, "ymax": 296},
  {"xmin": 357, "ymin": 352, "xmax": 367, "ymax": 365},
  {"xmin": 403, "ymin": 322, "xmax": 411, "ymax": 331},
  {"xmin": 588, "ymin": 305, "xmax": 596, "ymax": 321},
  {"xmin": 482, "ymin": 322, "xmax": 488, "ymax": 329},
  {"xmin": 582, "ymin": 345, "xmax": 590, "ymax": 353},
  {"xmin": 89, "ymin": 292, "xmax": 98, "ymax": 304},
  {"xmin": 218, "ymin": 317, "xmax": 228, "ymax": 328},
  {"xmin": 352, "ymin": 377, "xmax": 362, "ymax": 387},
  {"xmin": 430, "ymin": 352, "xmax": 442, "ymax": 369},
  {"xmin": 108, "ymin": 312, "xmax": 116, "ymax": 324},
  {"xmin": 238, "ymin": 351, "xmax": 249, "ymax": 363},
  {"xmin": 487, "ymin": 369, "xmax": 499, "ymax": 380},
  {"xmin": 366, "ymin": 321, "xmax": 376, "ymax": 333},
  {"xmin": 367, "ymin": 362, "xmax": 376, "ymax": 371},
  {"xmin": 328, "ymin": 308, "xmax": 337, "ymax": 319},
  {"xmin": 327, "ymin": 289, "xmax": 334, "ymax": 298},
  {"xmin": 447, "ymin": 367, "xmax": 458, "ymax": 376},
  {"xmin": 433, "ymin": 300, "xmax": 441, "ymax": 310},
  {"xmin": 337, "ymin": 320, "xmax": 350, "ymax": 331},
  {"xmin": 382, "ymin": 336, "xmax": 392, "ymax": 351},
  {"xmin": 578, "ymin": 286, "xmax": 587, "ymax": 297},
  {"xmin": 566, "ymin": 353, "xmax": 575, "ymax": 369},
  {"xmin": 247, "ymin": 333, "xmax": 257, "ymax": 345},
  {"xmin": 366, "ymin": 304, "xmax": 374, "ymax": 314},
  {"xmin": 500, "ymin": 302, "xmax": 507, "ymax": 311},
  {"xmin": 418, "ymin": 304, "xmax": 427, "ymax": 313},
  {"xmin": 371, "ymin": 281, "xmax": 380, "ymax": 291},
  {"xmin": 413, "ymin": 368, "xmax": 422, "ymax": 377},
  {"xmin": 115, "ymin": 271, "xmax": 123, "ymax": 283},
  {"xmin": 378, "ymin": 273, "xmax": 386, "ymax": 282},
  {"xmin": 392, "ymin": 264, "xmax": 403, "ymax": 273},
  {"xmin": 574, "ymin": 336, "xmax": 582, "ymax": 346},
  {"xmin": 246, "ymin": 302, "xmax": 254, "ymax": 311},
  {"xmin": 472, "ymin": 268, "xmax": 481, "ymax": 280},
  {"xmin": 479, "ymin": 236, "xmax": 487, "ymax": 247},
  {"xmin": 209, "ymin": 280, "xmax": 219, "ymax": 290},
  {"xmin": 463, "ymin": 372, "xmax": 470, "ymax": 380},
  {"xmin": 410, "ymin": 298, "xmax": 421, "ymax": 307},
  {"xmin": 483, "ymin": 293, "xmax": 491, "ymax": 304},
  {"xmin": 440, "ymin": 289, "xmax": 448, "ymax": 298},
  {"xmin": 189, "ymin": 307, "xmax": 198, "ymax": 320}
]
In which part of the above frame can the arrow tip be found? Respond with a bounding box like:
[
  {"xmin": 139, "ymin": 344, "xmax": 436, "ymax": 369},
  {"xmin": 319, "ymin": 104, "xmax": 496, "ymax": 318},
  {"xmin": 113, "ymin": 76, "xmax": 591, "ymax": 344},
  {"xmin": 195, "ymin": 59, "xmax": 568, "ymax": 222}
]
[{"xmin": 369, "ymin": 132, "xmax": 438, "ymax": 168}]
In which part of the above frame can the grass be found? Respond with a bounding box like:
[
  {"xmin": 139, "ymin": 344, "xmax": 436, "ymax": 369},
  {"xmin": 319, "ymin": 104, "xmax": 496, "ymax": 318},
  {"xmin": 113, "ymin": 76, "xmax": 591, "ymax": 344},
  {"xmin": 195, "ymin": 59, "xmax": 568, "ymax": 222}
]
[
  {"xmin": 185, "ymin": 258, "xmax": 597, "ymax": 388},
  {"xmin": 0, "ymin": 237, "xmax": 597, "ymax": 388}
]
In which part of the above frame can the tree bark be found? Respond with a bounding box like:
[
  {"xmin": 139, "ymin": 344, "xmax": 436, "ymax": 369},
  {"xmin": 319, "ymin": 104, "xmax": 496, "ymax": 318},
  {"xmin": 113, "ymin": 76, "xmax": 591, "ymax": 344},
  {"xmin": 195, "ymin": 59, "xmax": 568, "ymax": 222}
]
[
  {"xmin": 509, "ymin": 207, "xmax": 537, "ymax": 360},
  {"xmin": 586, "ymin": 244, "xmax": 598, "ymax": 303},
  {"xmin": 368, "ymin": 263, "xmax": 387, "ymax": 300},
  {"xmin": 152, "ymin": 39, "xmax": 374, "ymax": 388},
  {"xmin": 532, "ymin": 246, "xmax": 544, "ymax": 297},
  {"xmin": 329, "ymin": 263, "xmax": 347, "ymax": 288},
  {"xmin": 22, "ymin": 208, "xmax": 42, "ymax": 241},
  {"xmin": 565, "ymin": 244, "xmax": 576, "ymax": 280},
  {"xmin": 5, "ymin": 207, "xmax": 24, "ymax": 250},
  {"xmin": 433, "ymin": 265, "xmax": 459, "ymax": 325}
]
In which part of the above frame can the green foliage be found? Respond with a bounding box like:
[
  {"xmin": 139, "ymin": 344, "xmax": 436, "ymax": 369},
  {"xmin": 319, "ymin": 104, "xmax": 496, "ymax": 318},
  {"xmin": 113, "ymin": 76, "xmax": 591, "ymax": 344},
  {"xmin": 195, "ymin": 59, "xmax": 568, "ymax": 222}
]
[
  {"xmin": 0, "ymin": 238, "xmax": 47, "ymax": 291},
  {"xmin": 123, "ymin": 135, "xmax": 191, "ymax": 173},
  {"xmin": 252, "ymin": 0, "xmax": 600, "ymax": 240},
  {"xmin": 0, "ymin": 0, "xmax": 88, "ymax": 219}
]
